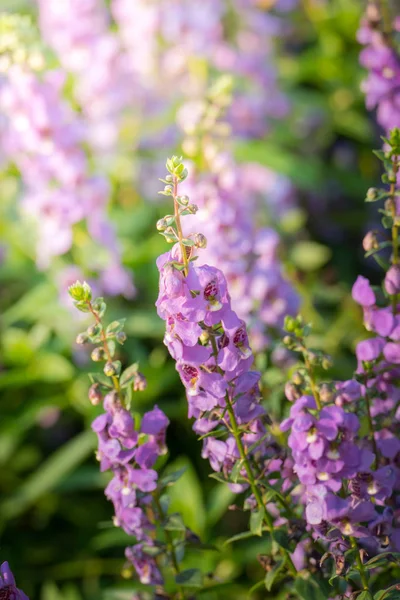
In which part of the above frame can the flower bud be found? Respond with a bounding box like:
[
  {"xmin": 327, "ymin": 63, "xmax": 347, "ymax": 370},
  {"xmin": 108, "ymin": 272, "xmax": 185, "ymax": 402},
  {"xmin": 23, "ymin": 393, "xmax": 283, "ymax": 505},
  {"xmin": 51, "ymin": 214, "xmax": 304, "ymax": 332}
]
[
  {"xmin": 156, "ymin": 218, "xmax": 168, "ymax": 231},
  {"xmin": 186, "ymin": 204, "xmax": 198, "ymax": 214},
  {"xmin": 194, "ymin": 233, "xmax": 207, "ymax": 249},
  {"xmin": 88, "ymin": 383, "xmax": 102, "ymax": 405},
  {"xmin": 292, "ymin": 371, "xmax": 303, "ymax": 386},
  {"xmin": 366, "ymin": 187, "xmax": 378, "ymax": 201},
  {"xmin": 116, "ymin": 331, "xmax": 127, "ymax": 344},
  {"xmin": 178, "ymin": 195, "xmax": 190, "ymax": 206},
  {"xmin": 163, "ymin": 185, "xmax": 173, "ymax": 195},
  {"xmin": 319, "ymin": 383, "xmax": 334, "ymax": 403},
  {"xmin": 104, "ymin": 361, "xmax": 117, "ymax": 377},
  {"xmin": 385, "ymin": 265, "xmax": 400, "ymax": 295},
  {"xmin": 285, "ymin": 381, "xmax": 301, "ymax": 402},
  {"xmin": 165, "ymin": 174, "xmax": 173, "ymax": 182},
  {"xmin": 91, "ymin": 347, "xmax": 105, "ymax": 362},
  {"xmin": 76, "ymin": 332, "xmax": 89, "ymax": 345},
  {"xmin": 133, "ymin": 372, "xmax": 147, "ymax": 391},
  {"xmin": 283, "ymin": 335, "xmax": 293, "ymax": 346},
  {"xmin": 362, "ymin": 231, "xmax": 379, "ymax": 252},
  {"xmin": 322, "ymin": 355, "xmax": 333, "ymax": 370},
  {"xmin": 284, "ymin": 316, "xmax": 296, "ymax": 332},
  {"xmin": 68, "ymin": 280, "xmax": 92, "ymax": 302},
  {"xmin": 199, "ymin": 331, "xmax": 210, "ymax": 345},
  {"xmin": 385, "ymin": 198, "xmax": 395, "ymax": 213}
]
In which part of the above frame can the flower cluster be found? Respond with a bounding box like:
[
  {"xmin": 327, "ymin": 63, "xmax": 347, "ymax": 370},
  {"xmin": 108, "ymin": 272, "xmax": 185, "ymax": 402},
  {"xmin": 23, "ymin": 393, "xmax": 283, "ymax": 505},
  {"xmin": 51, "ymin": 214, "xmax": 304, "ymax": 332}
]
[
  {"xmin": 69, "ymin": 280, "xmax": 208, "ymax": 591},
  {"xmin": 112, "ymin": 0, "xmax": 291, "ymax": 141},
  {"xmin": 38, "ymin": 0, "xmax": 134, "ymax": 154},
  {"xmin": 0, "ymin": 562, "xmax": 29, "ymax": 600},
  {"xmin": 69, "ymin": 281, "xmax": 167, "ymax": 585},
  {"xmin": 177, "ymin": 80, "xmax": 299, "ymax": 355},
  {"xmin": 281, "ymin": 132, "xmax": 400, "ymax": 596},
  {"xmin": 358, "ymin": 3, "xmax": 400, "ymax": 132},
  {"xmin": 0, "ymin": 17, "xmax": 134, "ymax": 297},
  {"xmin": 156, "ymin": 157, "xmax": 269, "ymax": 481}
]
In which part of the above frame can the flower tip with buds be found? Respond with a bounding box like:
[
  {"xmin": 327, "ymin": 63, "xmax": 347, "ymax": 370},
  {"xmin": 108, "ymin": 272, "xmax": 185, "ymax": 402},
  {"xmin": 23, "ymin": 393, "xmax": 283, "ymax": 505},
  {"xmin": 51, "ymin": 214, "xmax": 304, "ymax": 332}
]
[{"xmin": 68, "ymin": 280, "xmax": 92, "ymax": 302}]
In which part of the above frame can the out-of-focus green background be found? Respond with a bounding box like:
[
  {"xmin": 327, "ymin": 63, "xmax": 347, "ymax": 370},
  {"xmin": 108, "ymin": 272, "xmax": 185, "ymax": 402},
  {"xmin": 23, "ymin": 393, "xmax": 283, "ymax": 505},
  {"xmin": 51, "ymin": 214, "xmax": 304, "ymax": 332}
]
[{"xmin": 0, "ymin": 0, "xmax": 386, "ymax": 598}]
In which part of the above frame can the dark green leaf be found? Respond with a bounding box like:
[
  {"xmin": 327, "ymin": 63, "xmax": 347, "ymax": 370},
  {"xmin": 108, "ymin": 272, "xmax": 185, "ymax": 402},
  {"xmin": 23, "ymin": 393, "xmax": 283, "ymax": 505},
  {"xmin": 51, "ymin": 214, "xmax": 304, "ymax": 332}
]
[
  {"xmin": 160, "ymin": 467, "xmax": 187, "ymax": 487},
  {"xmin": 106, "ymin": 319, "xmax": 126, "ymax": 337},
  {"xmin": 249, "ymin": 510, "xmax": 263, "ymax": 537},
  {"xmin": 294, "ymin": 577, "xmax": 329, "ymax": 600},
  {"xmin": 164, "ymin": 513, "xmax": 186, "ymax": 532},
  {"xmin": 273, "ymin": 529, "xmax": 292, "ymax": 551},
  {"xmin": 120, "ymin": 363, "xmax": 139, "ymax": 388},
  {"xmin": 88, "ymin": 372, "xmax": 114, "ymax": 389},
  {"xmin": 265, "ymin": 559, "xmax": 285, "ymax": 591},
  {"xmin": 175, "ymin": 568, "xmax": 203, "ymax": 588}
]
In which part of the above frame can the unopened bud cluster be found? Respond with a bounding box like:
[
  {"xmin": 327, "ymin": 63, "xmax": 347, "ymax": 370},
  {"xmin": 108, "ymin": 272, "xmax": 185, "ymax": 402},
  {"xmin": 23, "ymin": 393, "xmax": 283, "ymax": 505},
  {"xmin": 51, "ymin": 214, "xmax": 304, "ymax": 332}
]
[{"xmin": 156, "ymin": 156, "xmax": 207, "ymax": 255}]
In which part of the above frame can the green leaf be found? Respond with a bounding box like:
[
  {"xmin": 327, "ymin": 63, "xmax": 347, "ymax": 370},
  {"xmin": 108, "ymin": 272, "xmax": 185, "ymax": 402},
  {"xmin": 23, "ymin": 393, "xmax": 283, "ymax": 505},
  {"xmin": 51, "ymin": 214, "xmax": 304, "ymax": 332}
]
[
  {"xmin": 209, "ymin": 472, "xmax": 228, "ymax": 484},
  {"xmin": 106, "ymin": 319, "xmax": 126, "ymax": 337},
  {"xmin": 273, "ymin": 529, "xmax": 292, "ymax": 551},
  {"xmin": 1, "ymin": 430, "xmax": 96, "ymax": 518},
  {"xmin": 382, "ymin": 215, "xmax": 394, "ymax": 229},
  {"xmin": 249, "ymin": 510, "xmax": 263, "ymax": 537},
  {"xmin": 175, "ymin": 568, "xmax": 203, "ymax": 588},
  {"xmin": 265, "ymin": 559, "xmax": 285, "ymax": 591},
  {"xmin": 357, "ymin": 592, "xmax": 373, "ymax": 600},
  {"xmin": 230, "ymin": 460, "xmax": 242, "ymax": 483},
  {"xmin": 365, "ymin": 552, "xmax": 400, "ymax": 568},
  {"xmin": 160, "ymin": 467, "xmax": 187, "ymax": 487},
  {"xmin": 328, "ymin": 576, "xmax": 347, "ymax": 594},
  {"xmin": 141, "ymin": 544, "xmax": 164, "ymax": 557},
  {"xmin": 88, "ymin": 372, "xmax": 113, "ymax": 389},
  {"xmin": 291, "ymin": 241, "xmax": 332, "ymax": 272},
  {"xmin": 164, "ymin": 513, "xmax": 186, "ymax": 532},
  {"xmin": 182, "ymin": 238, "xmax": 195, "ymax": 247},
  {"xmin": 223, "ymin": 530, "xmax": 259, "ymax": 546},
  {"xmin": 120, "ymin": 363, "xmax": 139, "ymax": 388},
  {"xmin": 294, "ymin": 577, "xmax": 329, "ymax": 600}
]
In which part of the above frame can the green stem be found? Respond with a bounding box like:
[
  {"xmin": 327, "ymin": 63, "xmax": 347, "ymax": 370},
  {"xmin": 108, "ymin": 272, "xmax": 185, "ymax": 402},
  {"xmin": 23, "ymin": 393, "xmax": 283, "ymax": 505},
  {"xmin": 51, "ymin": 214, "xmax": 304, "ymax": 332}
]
[
  {"xmin": 351, "ymin": 537, "xmax": 371, "ymax": 595},
  {"xmin": 390, "ymin": 157, "xmax": 399, "ymax": 314},
  {"xmin": 154, "ymin": 495, "xmax": 184, "ymax": 600},
  {"xmin": 304, "ymin": 355, "xmax": 321, "ymax": 410},
  {"xmin": 88, "ymin": 302, "xmax": 124, "ymax": 404},
  {"xmin": 173, "ymin": 176, "xmax": 189, "ymax": 277},
  {"xmin": 224, "ymin": 393, "xmax": 297, "ymax": 576}
]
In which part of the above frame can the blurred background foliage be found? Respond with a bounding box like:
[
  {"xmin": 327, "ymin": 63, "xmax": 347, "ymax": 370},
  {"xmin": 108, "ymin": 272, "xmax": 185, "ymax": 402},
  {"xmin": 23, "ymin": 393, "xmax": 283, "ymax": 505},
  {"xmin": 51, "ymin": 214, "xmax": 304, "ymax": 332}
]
[{"xmin": 0, "ymin": 0, "xmax": 387, "ymax": 598}]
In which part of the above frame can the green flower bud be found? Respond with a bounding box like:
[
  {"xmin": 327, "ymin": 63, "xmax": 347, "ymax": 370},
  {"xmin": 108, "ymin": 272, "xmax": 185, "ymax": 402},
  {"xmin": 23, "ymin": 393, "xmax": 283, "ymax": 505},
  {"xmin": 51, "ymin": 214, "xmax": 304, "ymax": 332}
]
[
  {"xmin": 186, "ymin": 204, "xmax": 198, "ymax": 214},
  {"xmin": 366, "ymin": 187, "xmax": 378, "ymax": 201},
  {"xmin": 91, "ymin": 347, "xmax": 105, "ymax": 362},
  {"xmin": 156, "ymin": 218, "xmax": 168, "ymax": 231},
  {"xmin": 178, "ymin": 195, "xmax": 190, "ymax": 206},
  {"xmin": 292, "ymin": 371, "xmax": 303, "ymax": 386},
  {"xmin": 194, "ymin": 233, "xmax": 207, "ymax": 249},
  {"xmin": 104, "ymin": 361, "xmax": 118, "ymax": 377},
  {"xmin": 68, "ymin": 280, "xmax": 92, "ymax": 302},
  {"xmin": 284, "ymin": 316, "xmax": 295, "ymax": 332},
  {"xmin": 116, "ymin": 331, "xmax": 127, "ymax": 344},
  {"xmin": 76, "ymin": 332, "xmax": 89, "ymax": 345}
]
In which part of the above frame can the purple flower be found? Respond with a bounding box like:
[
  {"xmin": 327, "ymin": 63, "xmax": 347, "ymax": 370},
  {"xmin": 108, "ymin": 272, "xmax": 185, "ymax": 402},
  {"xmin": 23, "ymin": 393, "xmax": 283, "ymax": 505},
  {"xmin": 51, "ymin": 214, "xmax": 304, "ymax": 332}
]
[
  {"xmin": 385, "ymin": 265, "xmax": 400, "ymax": 295},
  {"xmin": 125, "ymin": 544, "xmax": 163, "ymax": 586},
  {"xmin": 352, "ymin": 275, "xmax": 375, "ymax": 307},
  {"xmin": 0, "ymin": 562, "xmax": 29, "ymax": 600}
]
